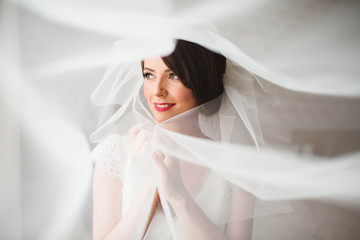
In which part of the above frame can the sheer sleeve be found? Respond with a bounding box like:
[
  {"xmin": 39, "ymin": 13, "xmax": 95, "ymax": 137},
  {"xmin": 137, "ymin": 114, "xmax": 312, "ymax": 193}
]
[
  {"xmin": 92, "ymin": 135, "xmax": 127, "ymax": 240},
  {"xmin": 225, "ymin": 185, "xmax": 255, "ymax": 240},
  {"xmin": 90, "ymin": 135, "xmax": 125, "ymax": 180}
]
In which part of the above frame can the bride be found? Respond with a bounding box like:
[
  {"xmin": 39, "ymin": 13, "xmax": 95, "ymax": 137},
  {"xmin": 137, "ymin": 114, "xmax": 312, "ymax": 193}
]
[{"xmin": 92, "ymin": 39, "xmax": 255, "ymax": 240}]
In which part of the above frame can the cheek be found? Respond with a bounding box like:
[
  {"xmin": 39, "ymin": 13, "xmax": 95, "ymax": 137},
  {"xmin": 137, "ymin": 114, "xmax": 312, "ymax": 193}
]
[{"xmin": 176, "ymin": 87, "xmax": 197, "ymax": 107}]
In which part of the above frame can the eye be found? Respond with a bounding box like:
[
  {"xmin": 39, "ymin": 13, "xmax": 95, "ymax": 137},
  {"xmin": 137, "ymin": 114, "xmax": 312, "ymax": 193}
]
[
  {"xmin": 169, "ymin": 73, "xmax": 178, "ymax": 80},
  {"xmin": 143, "ymin": 72, "xmax": 155, "ymax": 80}
]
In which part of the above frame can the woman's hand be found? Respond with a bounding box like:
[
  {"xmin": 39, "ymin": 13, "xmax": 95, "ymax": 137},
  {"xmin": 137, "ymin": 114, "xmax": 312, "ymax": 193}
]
[
  {"xmin": 152, "ymin": 152, "xmax": 189, "ymax": 206},
  {"xmin": 152, "ymin": 152, "xmax": 232, "ymax": 240}
]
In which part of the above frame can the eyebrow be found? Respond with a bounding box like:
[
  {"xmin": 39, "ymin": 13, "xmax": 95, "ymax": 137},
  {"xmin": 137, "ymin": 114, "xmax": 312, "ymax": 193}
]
[
  {"xmin": 143, "ymin": 67, "xmax": 155, "ymax": 72},
  {"xmin": 143, "ymin": 67, "xmax": 172, "ymax": 73}
]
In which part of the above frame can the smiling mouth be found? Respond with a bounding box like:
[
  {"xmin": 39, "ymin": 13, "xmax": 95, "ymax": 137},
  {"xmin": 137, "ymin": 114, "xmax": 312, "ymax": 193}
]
[{"xmin": 154, "ymin": 103, "xmax": 175, "ymax": 111}]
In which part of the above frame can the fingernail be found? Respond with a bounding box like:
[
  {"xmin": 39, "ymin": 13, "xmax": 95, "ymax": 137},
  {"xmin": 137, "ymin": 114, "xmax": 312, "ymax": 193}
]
[{"xmin": 152, "ymin": 151, "xmax": 164, "ymax": 159}]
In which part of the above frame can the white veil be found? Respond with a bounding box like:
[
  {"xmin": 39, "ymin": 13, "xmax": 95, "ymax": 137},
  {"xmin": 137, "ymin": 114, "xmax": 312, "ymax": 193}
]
[{"xmin": 1, "ymin": 0, "xmax": 360, "ymax": 239}]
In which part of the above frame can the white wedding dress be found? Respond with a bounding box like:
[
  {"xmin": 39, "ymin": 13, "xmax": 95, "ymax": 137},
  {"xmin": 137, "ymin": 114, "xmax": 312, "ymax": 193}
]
[{"xmin": 91, "ymin": 134, "xmax": 233, "ymax": 239}]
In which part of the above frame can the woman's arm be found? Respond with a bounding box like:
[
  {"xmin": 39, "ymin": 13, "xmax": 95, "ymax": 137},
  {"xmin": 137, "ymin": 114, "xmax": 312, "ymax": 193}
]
[
  {"xmin": 171, "ymin": 191, "xmax": 230, "ymax": 240},
  {"xmin": 92, "ymin": 166, "xmax": 156, "ymax": 240},
  {"xmin": 93, "ymin": 124, "xmax": 161, "ymax": 240},
  {"xmin": 224, "ymin": 188, "xmax": 255, "ymax": 240},
  {"xmin": 153, "ymin": 153, "xmax": 254, "ymax": 240},
  {"xmin": 92, "ymin": 166, "xmax": 122, "ymax": 240}
]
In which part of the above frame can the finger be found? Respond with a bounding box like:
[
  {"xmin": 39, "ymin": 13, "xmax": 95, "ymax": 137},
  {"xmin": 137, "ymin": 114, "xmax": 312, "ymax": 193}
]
[
  {"xmin": 133, "ymin": 131, "xmax": 148, "ymax": 153},
  {"xmin": 153, "ymin": 150, "xmax": 165, "ymax": 160},
  {"xmin": 128, "ymin": 123, "xmax": 142, "ymax": 139},
  {"xmin": 152, "ymin": 152, "xmax": 168, "ymax": 177},
  {"xmin": 128, "ymin": 122, "xmax": 150, "ymax": 140}
]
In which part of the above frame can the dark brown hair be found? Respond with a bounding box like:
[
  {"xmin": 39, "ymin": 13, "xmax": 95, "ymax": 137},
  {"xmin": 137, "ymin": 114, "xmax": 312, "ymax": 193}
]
[{"xmin": 162, "ymin": 39, "xmax": 226, "ymax": 105}]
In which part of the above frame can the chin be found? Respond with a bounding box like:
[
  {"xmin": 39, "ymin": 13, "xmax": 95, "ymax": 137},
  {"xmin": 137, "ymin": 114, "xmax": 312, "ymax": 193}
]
[
  {"xmin": 155, "ymin": 117, "xmax": 168, "ymax": 123},
  {"xmin": 154, "ymin": 113, "xmax": 175, "ymax": 123},
  {"xmin": 151, "ymin": 110, "xmax": 172, "ymax": 123},
  {"xmin": 153, "ymin": 114, "xmax": 165, "ymax": 123}
]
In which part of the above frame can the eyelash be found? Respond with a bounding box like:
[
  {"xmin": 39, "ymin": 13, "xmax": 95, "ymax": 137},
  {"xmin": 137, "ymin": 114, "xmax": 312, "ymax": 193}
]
[
  {"xmin": 142, "ymin": 72, "xmax": 179, "ymax": 80},
  {"xmin": 143, "ymin": 73, "xmax": 154, "ymax": 79},
  {"xmin": 169, "ymin": 73, "xmax": 178, "ymax": 80}
]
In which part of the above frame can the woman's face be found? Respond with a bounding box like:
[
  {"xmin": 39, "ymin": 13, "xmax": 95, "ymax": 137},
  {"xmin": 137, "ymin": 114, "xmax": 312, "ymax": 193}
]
[{"xmin": 143, "ymin": 57, "xmax": 197, "ymax": 123}]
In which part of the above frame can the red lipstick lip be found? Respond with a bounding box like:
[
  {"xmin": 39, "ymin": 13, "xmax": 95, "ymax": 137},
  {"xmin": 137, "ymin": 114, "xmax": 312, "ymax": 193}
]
[{"xmin": 153, "ymin": 103, "xmax": 175, "ymax": 112}]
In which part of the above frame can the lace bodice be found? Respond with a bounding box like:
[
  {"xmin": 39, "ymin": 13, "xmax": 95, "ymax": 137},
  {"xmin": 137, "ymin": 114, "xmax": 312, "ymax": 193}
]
[{"xmin": 91, "ymin": 135, "xmax": 126, "ymax": 180}]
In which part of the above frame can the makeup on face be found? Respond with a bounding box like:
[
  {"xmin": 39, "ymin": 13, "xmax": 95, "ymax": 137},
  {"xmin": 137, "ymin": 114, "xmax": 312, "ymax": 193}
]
[{"xmin": 143, "ymin": 57, "xmax": 197, "ymax": 122}]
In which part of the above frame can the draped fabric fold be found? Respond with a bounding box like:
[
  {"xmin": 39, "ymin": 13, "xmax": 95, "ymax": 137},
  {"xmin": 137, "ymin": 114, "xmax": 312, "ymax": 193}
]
[{"xmin": 1, "ymin": 0, "xmax": 360, "ymax": 239}]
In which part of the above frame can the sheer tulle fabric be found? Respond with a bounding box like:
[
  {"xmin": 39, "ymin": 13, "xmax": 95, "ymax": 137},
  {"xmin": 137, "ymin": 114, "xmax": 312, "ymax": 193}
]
[
  {"xmin": 88, "ymin": 33, "xmax": 360, "ymax": 238},
  {"xmin": 1, "ymin": 0, "xmax": 360, "ymax": 239}
]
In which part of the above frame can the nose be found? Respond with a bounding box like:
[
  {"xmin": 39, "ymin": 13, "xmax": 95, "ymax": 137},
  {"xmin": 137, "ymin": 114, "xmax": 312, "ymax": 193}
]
[{"xmin": 154, "ymin": 78, "xmax": 167, "ymax": 97}]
